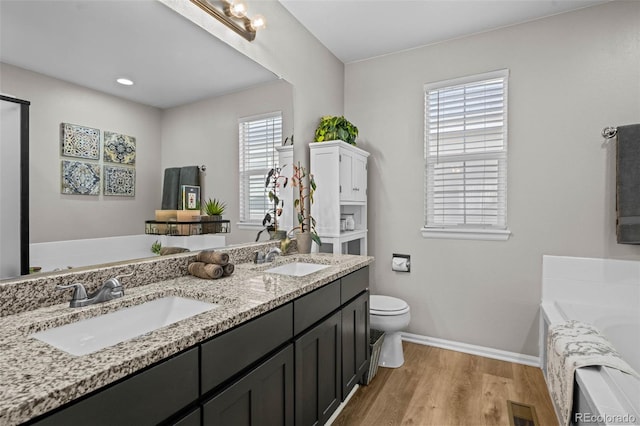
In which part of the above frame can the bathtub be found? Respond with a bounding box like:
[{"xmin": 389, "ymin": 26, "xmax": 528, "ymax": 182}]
[
  {"xmin": 541, "ymin": 301, "xmax": 639, "ymax": 425},
  {"xmin": 541, "ymin": 255, "xmax": 640, "ymax": 426},
  {"xmin": 29, "ymin": 234, "xmax": 226, "ymax": 272}
]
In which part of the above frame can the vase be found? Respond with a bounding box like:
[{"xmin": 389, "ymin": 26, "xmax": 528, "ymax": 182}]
[
  {"xmin": 269, "ymin": 230, "xmax": 287, "ymax": 240},
  {"xmin": 296, "ymin": 231, "xmax": 312, "ymax": 254}
]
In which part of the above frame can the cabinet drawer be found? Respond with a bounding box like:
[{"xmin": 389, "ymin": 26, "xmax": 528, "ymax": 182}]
[
  {"xmin": 294, "ymin": 279, "xmax": 340, "ymax": 335},
  {"xmin": 341, "ymin": 266, "xmax": 368, "ymax": 304},
  {"xmin": 33, "ymin": 348, "xmax": 199, "ymax": 426},
  {"xmin": 201, "ymin": 303, "xmax": 293, "ymax": 393}
]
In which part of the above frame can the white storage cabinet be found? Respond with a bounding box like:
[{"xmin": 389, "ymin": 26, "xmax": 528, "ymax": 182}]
[{"xmin": 309, "ymin": 140, "xmax": 369, "ymax": 255}]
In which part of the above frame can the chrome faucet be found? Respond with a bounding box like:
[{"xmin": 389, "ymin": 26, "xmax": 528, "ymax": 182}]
[
  {"xmin": 253, "ymin": 247, "xmax": 282, "ymax": 264},
  {"xmin": 57, "ymin": 272, "xmax": 133, "ymax": 308},
  {"xmin": 265, "ymin": 247, "xmax": 282, "ymax": 263}
]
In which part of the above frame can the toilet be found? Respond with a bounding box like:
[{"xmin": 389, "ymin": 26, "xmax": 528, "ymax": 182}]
[{"xmin": 369, "ymin": 295, "xmax": 411, "ymax": 368}]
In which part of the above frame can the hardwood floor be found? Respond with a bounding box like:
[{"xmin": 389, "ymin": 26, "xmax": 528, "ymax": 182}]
[{"xmin": 333, "ymin": 342, "xmax": 558, "ymax": 426}]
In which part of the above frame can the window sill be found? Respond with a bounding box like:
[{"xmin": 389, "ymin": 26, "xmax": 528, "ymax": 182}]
[{"xmin": 421, "ymin": 227, "xmax": 511, "ymax": 241}]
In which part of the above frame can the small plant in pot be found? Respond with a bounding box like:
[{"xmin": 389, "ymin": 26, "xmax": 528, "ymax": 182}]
[
  {"xmin": 256, "ymin": 166, "xmax": 288, "ymax": 241},
  {"xmin": 314, "ymin": 115, "xmax": 359, "ymax": 145},
  {"xmin": 291, "ymin": 162, "xmax": 321, "ymax": 253},
  {"xmin": 203, "ymin": 197, "xmax": 226, "ymax": 233}
]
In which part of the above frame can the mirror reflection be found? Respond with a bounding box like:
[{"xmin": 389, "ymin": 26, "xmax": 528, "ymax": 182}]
[{"xmin": 0, "ymin": 0, "xmax": 293, "ymax": 276}]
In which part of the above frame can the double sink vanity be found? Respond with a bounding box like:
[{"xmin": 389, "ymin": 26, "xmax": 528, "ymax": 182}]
[{"xmin": 0, "ymin": 244, "xmax": 373, "ymax": 425}]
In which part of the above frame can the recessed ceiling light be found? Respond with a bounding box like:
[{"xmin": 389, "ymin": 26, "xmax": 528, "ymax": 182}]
[{"xmin": 116, "ymin": 78, "xmax": 134, "ymax": 86}]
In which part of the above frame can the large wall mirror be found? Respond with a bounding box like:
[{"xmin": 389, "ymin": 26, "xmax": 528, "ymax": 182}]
[{"xmin": 0, "ymin": 0, "xmax": 293, "ymax": 277}]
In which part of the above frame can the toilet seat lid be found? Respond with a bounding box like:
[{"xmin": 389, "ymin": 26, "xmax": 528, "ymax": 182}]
[{"xmin": 370, "ymin": 295, "xmax": 409, "ymax": 314}]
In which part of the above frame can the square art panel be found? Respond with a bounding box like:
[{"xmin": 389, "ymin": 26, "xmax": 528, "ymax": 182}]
[
  {"xmin": 104, "ymin": 165, "xmax": 135, "ymax": 197},
  {"xmin": 61, "ymin": 160, "xmax": 100, "ymax": 195},
  {"xmin": 61, "ymin": 123, "xmax": 100, "ymax": 159},
  {"xmin": 104, "ymin": 131, "xmax": 136, "ymax": 165}
]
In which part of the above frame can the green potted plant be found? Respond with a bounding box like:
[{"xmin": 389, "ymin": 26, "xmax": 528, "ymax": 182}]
[
  {"xmin": 151, "ymin": 240, "xmax": 162, "ymax": 255},
  {"xmin": 256, "ymin": 167, "xmax": 288, "ymax": 241},
  {"xmin": 314, "ymin": 115, "xmax": 359, "ymax": 145},
  {"xmin": 291, "ymin": 162, "xmax": 321, "ymax": 253},
  {"xmin": 202, "ymin": 197, "xmax": 226, "ymax": 233}
]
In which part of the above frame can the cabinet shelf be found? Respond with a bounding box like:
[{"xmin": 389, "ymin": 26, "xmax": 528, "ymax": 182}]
[{"xmin": 145, "ymin": 219, "xmax": 230, "ymax": 236}]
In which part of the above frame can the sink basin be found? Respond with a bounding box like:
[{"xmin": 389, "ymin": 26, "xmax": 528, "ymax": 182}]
[
  {"xmin": 31, "ymin": 296, "xmax": 219, "ymax": 356},
  {"xmin": 264, "ymin": 262, "xmax": 330, "ymax": 277}
]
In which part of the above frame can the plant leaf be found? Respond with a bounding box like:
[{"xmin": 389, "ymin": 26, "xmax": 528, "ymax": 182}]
[
  {"xmin": 265, "ymin": 168, "xmax": 275, "ymax": 187},
  {"xmin": 311, "ymin": 233, "xmax": 322, "ymax": 246}
]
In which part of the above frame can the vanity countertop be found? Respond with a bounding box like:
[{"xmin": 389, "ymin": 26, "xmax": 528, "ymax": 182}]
[{"xmin": 0, "ymin": 253, "xmax": 373, "ymax": 425}]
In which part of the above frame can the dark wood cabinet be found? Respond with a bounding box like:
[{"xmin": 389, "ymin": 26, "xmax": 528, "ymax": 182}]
[
  {"xmin": 341, "ymin": 290, "xmax": 370, "ymax": 399},
  {"xmin": 340, "ymin": 266, "xmax": 368, "ymax": 304},
  {"xmin": 294, "ymin": 311, "xmax": 342, "ymax": 426},
  {"xmin": 293, "ymin": 279, "xmax": 340, "ymax": 335},
  {"xmin": 171, "ymin": 408, "xmax": 201, "ymax": 426},
  {"xmin": 31, "ymin": 348, "xmax": 199, "ymax": 426},
  {"xmin": 31, "ymin": 265, "xmax": 370, "ymax": 426},
  {"xmin": 202, "ymin": 345, "xmax": 294, "ymax": 426},
  {"xmin": 201, "ymin": 303, "xmax": 293, "ymax": 393}
]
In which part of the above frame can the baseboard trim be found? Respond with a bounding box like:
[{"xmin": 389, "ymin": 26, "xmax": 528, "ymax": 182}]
[
  {"xmin": 401, "ymin": 332, "xmax": 540, "ymax": 368},
  {"xmin": 325, "ymin": 384, "xmax": 359, "ymax": 426}
]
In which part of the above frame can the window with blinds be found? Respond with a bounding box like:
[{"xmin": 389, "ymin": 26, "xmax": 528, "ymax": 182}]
[
  {"xmin": 238, "ymin": 112, "xmax": 282, "ymax": 224},
  {"xmin": 423, "ymin": 69, "xmax": 510, "ymax": 240}
]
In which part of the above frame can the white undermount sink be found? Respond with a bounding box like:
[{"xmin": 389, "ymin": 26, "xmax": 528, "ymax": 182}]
[
  {"xmin": 31, "ymin": 296, "xmax": 219, "ymax": 356},
  {"xmin": 264, "ymin": 262, "xmax": 330, "ymax": 277}
]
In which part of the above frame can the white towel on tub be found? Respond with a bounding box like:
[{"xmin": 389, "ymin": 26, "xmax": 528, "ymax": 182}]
[{"xmin": 546, "ymin": 320, "xmax": 639, "ymax": 426}]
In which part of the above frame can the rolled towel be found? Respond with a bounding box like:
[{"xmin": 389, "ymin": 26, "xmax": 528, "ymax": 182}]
[
  {"xmin": 222, "ymin": 263, "xmax": 235, "ymax": 276},
  {"xmin": 188, "ymin": 262, "xmax": 210, "ymax": 279},
  {"xmin": 196, "ymin": 250, "xmax": 229, "ymax": 266},
  {"xmin": 159, "ymin": 247, "xmax": 189, "ymax": 256},
  {"xmin": 204, "ymin": 263, "xmax": 224, "ymax": 279},
  {"xmin": 188, "ymin": 262, "xmax": 223, "ymax": 279}
]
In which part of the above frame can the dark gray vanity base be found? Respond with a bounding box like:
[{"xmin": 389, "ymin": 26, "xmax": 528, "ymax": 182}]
[
  {"xmin": 25, "ymin": 265, "xmax": 370, "ymax": 426},
  {"xmin": 31, "ymin": 348, "xmax": 199, "ymax": 426}
]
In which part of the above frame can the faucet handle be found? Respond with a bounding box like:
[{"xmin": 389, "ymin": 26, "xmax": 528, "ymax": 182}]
[
  {"xmin": 103, "ymin": 278, "xmax": 122, "ymax": 289},
  {"xmin": 253, "ymin": 251, "xmax": 265, "ymax": 264},
  {"xmin": 56, "ymin": 283, "xmax": 88, "ymax": 301}
]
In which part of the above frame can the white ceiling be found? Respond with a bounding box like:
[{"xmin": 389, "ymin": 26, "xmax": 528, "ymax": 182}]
[
  {"xmin": 0, "ymin": 0, "xmax": 609, "ymax": 108},
  {"xmin": 0, "ymin": 0, "xmax": 277, "ymax": 109},
  {"xmin": 280, "ymin": 0, "xmax": 610, "ymax": 63}
]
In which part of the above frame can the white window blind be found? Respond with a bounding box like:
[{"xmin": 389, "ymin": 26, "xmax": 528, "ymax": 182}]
[
  {"xmin": 239, "ymin": 112, "xmax": 282, "ymax": 224},
  {"xmin": 424, "ymin": 69, "xmax": 509, "ymax": 238}
]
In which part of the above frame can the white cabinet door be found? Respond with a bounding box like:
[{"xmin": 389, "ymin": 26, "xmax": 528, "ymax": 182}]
[
  {"xmin": 351, "ymin": 154, "xmax": 367, "ymax": 203},
  {"xmin": 339, "ymin": 149, "xmax": 366, "ymax": 203},
  {"xmin": 339, "ymin": 150, "xmax": 355, "ymax": 202}
]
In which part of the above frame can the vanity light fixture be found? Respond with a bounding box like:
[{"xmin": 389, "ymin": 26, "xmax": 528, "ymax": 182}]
[
  {"xmin": 116, "ymin": 78, "xmax": 134, "ymax": 86},
  {"xmin": 191, "ymin": 0, "xmax": 265, "ymax": 42}
]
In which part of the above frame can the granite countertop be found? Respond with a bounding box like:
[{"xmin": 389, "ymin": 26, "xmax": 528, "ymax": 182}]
[{"xmin": 0, "ymin": 253, "xmax": 373, "ymax": 425}]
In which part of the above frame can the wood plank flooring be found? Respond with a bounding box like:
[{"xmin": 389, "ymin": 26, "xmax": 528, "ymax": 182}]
[{"xmin": 333, "ymin": 342, "xmax": 558, "ymax": 426}]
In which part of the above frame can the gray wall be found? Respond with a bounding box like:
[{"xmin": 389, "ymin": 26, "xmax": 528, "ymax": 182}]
[
  {"xmin": 0, "ymin": 63, "xmax": 162, "ymax": 243},
  {"xmin": 344, "ymin": 1, "xmax": 640, "ymax": 356}
]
